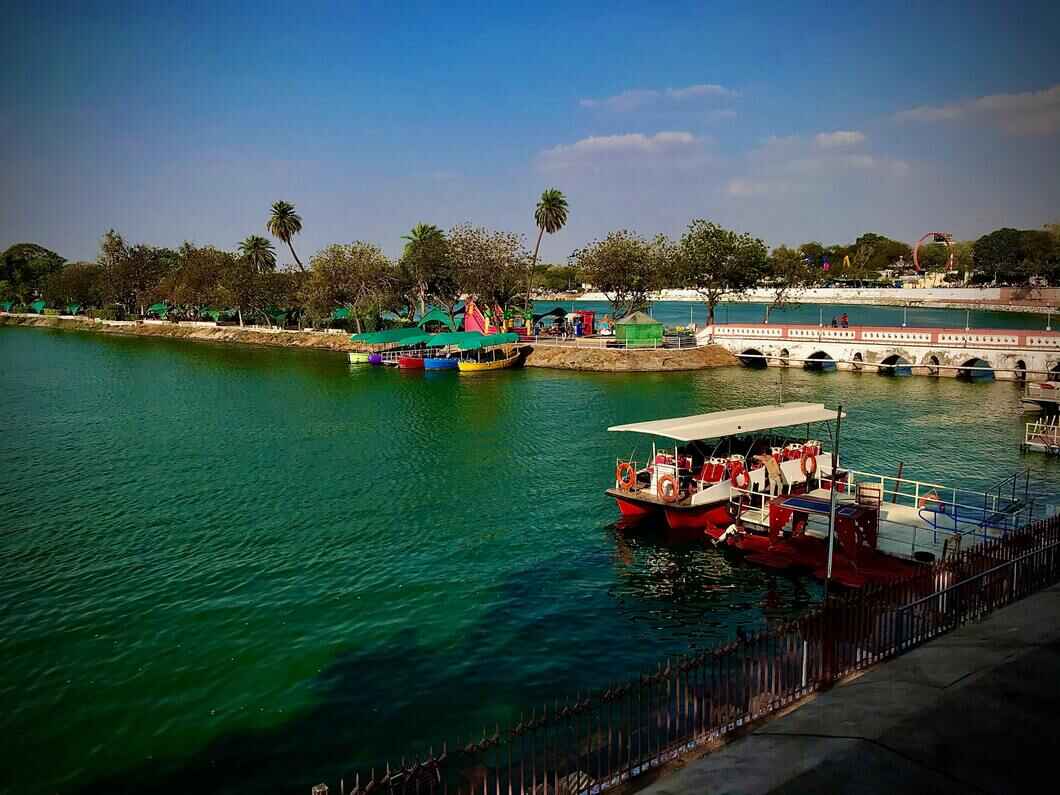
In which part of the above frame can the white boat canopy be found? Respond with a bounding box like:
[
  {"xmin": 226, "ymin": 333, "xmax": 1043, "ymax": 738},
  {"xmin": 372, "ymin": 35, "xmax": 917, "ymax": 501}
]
[{"xmin": 608, "ymin": 402, "xmax": 844, "ymax": 442}]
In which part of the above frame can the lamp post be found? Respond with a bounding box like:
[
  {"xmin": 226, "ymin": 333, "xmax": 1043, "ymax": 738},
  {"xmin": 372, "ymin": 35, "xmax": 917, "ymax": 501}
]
[
  {"xmin": 825, "ymin": 404, "xmax": 844, "ymax": 599},
  {"xmin": 965, "ymin": 309, "xmax": 970, "ymax": 332},
  {"xmin": 902, "ymin": 306, "xmax": 908, "ymax": 328},
  {"xmin": 1048, "ymin": 310, "xmax": 1053, "ymax": 332}
]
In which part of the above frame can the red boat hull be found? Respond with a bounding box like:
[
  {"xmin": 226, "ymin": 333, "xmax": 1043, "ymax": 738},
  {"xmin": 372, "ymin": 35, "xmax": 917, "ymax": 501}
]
[
  {"xmin": 664, "ymin": 502, "xmax": 733, "ymax": 533},
  {"xmin": 613, "ymin": 493, "xmax": 661, "ymax": 519},
  {"xmin": 398, "ymin": 356, "xmax": 424, "ymax": 369}
]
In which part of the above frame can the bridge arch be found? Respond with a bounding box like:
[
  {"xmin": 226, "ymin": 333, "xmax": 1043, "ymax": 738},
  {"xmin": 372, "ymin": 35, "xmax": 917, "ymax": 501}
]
[
  {"xmin": 738, "ymin": 348, "xmax": 768, "ymax": 368},
  {"xmin": 958, "ymin": 357, "xmax": 994, "ymax": 381},
  {"xmin": 878, "ymin": 354, "xmax": 912, "ymax": 376},
  {"xmin": 922, "ymin": 354, "xmax": 941, "ymax": 376},
  {"xmin": 804, "ymin": 351, "xmax": 836, "ymax": 372},
  {"xmin": 851, "ymin": 352, "xmax": 863, "ymax": 372}
]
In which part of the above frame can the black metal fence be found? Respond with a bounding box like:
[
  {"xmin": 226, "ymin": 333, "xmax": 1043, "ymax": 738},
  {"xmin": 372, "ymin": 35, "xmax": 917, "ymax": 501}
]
[{"xmin": 310, "ymin": 517, "xmax": 1060, "ymax": 795}]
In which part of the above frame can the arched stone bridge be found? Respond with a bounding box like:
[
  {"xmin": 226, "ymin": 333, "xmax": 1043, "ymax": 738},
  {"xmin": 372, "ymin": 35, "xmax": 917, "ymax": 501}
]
[{"xmin": 697, "ymin": 323, "xmax": 1060, "ymax": 380}]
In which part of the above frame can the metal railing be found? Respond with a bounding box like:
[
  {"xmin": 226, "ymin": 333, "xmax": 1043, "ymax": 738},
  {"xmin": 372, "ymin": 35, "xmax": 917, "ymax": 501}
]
[{"xmin": 306, "ymin": 515, "xmax": 1060, "ymax": 795}]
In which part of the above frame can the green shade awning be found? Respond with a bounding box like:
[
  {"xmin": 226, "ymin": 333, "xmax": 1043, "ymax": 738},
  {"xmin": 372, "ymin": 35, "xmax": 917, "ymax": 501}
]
[
  {"xmin": 417, "ymin": 308, "xmax": 458, "ymax": 331},
  {"xmin": 331, "ymin": 307, "xmax": 351, "ymax": 320},
  {"xmin": 1, "ymin": 301, "xmax": 14, "ymax": 312},
  {"xmin": 29, "ymin": 300, "xmax": 46, "ymax": 313},
  {"xmin": 350, "ymin": 327, "xmax": 429, "ymax": 345},
  {"xmin": 457, "ymin": 332, "xmax": 520, "ymax": 350},
  {"xmin": 65, "ymin": 303, "xmax": 81, "ymax": 315},
  {"xmin": 426, "ymin": 331, "xmax": 483, "ymax": 348},
  {"xmin": 147, "ymin": 302, "xmax": 169, "ymax": 318}
]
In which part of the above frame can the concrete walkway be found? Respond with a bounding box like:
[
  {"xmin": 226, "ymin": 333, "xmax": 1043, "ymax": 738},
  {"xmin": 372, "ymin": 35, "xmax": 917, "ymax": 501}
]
[{"xmin": 639, "ymin": 584, "xmax": 1060, "ymax": 795}]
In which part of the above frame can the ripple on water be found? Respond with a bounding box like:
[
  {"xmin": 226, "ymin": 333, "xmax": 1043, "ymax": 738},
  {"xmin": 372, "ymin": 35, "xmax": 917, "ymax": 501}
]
[{"xmin": 3, "ymin": 326, "xmax": 1060, "ymax": 795}]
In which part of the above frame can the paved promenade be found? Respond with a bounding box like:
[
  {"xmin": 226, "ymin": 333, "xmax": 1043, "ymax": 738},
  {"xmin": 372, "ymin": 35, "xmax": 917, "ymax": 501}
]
[{"xmin": 639, "ymin": 584, "xmax": 1060, "ymax": 795}]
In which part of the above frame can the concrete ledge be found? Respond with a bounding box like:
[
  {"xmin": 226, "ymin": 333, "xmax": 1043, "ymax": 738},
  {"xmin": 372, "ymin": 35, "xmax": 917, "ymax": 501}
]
[{"xmin": 637, "ymin": 585, "xmax": 1060, "ymax": 795}]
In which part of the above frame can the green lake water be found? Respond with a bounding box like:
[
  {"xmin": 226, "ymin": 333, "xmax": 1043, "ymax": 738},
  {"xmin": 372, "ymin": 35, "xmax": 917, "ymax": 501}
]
[{"xmin": 3, "ymin": 314, "xmax": 1060, "ymax": 794}]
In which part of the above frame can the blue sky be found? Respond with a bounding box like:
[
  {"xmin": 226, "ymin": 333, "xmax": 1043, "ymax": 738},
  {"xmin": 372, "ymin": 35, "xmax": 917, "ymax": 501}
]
[{"xmin": 2, "ymin": 0, "xmax": 1059, "ymax": 265}]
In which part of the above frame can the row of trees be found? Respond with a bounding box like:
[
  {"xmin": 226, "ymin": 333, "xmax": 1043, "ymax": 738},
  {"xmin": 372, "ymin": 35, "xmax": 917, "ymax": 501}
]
[{"xmin": 4, "ymin": 204, "xmax": 1059, "ymax": 330}]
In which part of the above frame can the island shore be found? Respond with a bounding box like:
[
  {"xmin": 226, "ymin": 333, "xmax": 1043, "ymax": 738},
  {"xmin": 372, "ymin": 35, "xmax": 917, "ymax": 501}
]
[{"xmin": 0, "ymin": 313, "xmax": 739, "ymax": 372}]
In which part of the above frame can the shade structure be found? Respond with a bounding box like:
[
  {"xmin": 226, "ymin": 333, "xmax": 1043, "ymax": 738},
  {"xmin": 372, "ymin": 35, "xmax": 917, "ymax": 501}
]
[
  {"xmin": 350, "ymin": 327, "xmax": 429, "ymax": 345},
  {"xmin": 614, "ymin": 311, "xmax": 662, "ymax": 347},
  {"xmin": 417, "ymin": 308, "xmax": 458, "ymax": 332},
  {"xmin": 331, "ymin": 307, "xmax": 351, "ymax": 320},
  {"xmin": 147, "ymin": 302, "xmax": 169, "ymax": 318},
  {"xmin": 425, "ymin": 331, "xmax": 484, "ymax": 349},
  {"xmin": 29, "ymin": 300, "xmax": 46, "ymax": 314},
  {"xmin": 608, "ymin": 402, "xmax": 844, "ymax": 442},
  {"xmin": 457, "ymin": 332, "xmax": 520, "ymax": 350}
]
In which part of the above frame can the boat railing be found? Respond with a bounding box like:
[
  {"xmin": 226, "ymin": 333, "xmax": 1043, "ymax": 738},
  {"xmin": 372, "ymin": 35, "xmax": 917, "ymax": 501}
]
[{"xmin": 1025, "ymin": 418, "xmax": 1060, "ymax": 452}]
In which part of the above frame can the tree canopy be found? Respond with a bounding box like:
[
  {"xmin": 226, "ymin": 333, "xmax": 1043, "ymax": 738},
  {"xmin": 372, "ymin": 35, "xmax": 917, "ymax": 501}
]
[
  {"xmin": 677, "ymin": 220, "xmax": 768, "ymax": 324},
  {"xmin": 573, "ymin": 230, "xmax": 665, "ymax": 318}
]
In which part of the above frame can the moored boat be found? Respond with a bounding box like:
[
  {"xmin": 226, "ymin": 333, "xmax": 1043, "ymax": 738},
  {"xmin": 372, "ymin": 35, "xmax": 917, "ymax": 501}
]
[
  {"xmin": 458, "ymin": 336, "xmax": 522, "ymax": 373},
  {"xmin": 424, "ymin": 356, "xmax": 459, "ymax": 370},
  {"xmin": 607, "ymin": 402, "xmax": 1036, "ymax": 585},
  {"xmin": 398, "ymin": 355, "xmax": 425, "ymax": 369},
  {"xmin": 348, "ymin": 351, "xmax": 371, "ymax": 365}
]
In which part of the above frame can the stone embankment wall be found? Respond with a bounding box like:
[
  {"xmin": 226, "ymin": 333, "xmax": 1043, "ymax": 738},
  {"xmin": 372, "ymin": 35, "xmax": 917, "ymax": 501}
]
[
  {"xmin": 0, "ymin": 314, "xmax": 358, "ymax": 352},
  {"xmin": 523, "ymin": 344, "xmax": 737, "ymax": 371}
]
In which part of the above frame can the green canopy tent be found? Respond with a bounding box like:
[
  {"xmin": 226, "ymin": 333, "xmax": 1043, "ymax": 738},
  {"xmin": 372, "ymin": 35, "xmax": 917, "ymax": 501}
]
[
  {"xmin": 331, "ymin": 307, "xmax": 351, "ymax": 321},
  {"xmin": 199, "ymin": 307, "xmax": 237, "ymax": 322},
  {"xmin": 417, "ymin": 308, "xmax": 459, "ymax": 332},
  {"xmin": 29, "ymin": 300, "xmax": 46, "ymax": 314},
  {"xmin": 1, "ymin": 300, "xmax": 15, "ymax": 312},
  {"xmin": 615, "ymin": 311, "xmax": 663, "ymax": 348},
  {"xmin": 146, "ymin": 302, "xmax": 170, "ymax": 319},
  {"xmin": 350, "ymin": 327, "xmax": 432, "ymax": 346},
  {"xmin": 425, "ymin": 331, "xmax": 484, "ymax": 349},
  {"xmin": 457, "ymin": 332, "xmax": 520, "ymax": 350},
  {"xmin": 65, "ymin": 303, "xmax": 82, "ymax": 316},
  {"xmin": 265, "ymin": 307, "xmax": 290, "ymax": 327}
]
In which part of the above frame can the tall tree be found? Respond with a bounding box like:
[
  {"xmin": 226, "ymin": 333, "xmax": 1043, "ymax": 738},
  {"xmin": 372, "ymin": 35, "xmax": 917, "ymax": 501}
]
[
  {"xmin": 266, "ymin": 201, "xmax": 305, "ymax": 272},
  {"xmin": 98, "ymin": 231, "xmax": 178, "ymax": 316},
  {"xmin": 400, "ymin": 224, "xmax": 453, "ymax": 316},
  {"xmin": 0, "ymin": 243, "xmax": 65, "ymax": 303},
  {"xmin": 972, "ymin": 228, "xmax": 1024, "ymax": 284},
  {"xmin": 764, "ymin": 245, "xmax": 818, "ymax": 321},
  {"xmin": 678, "ymin": 220, "xmax": 768, "ymax": 325},
  {"xmin": 527, "ymin": 188, "xmax": 568, "ymax": 305},
  {"xmin": 43, "ymin": 262, "xmax": 104, "ymax": 309},
  {"xmin": 302, "ymin": 242, "xmax": 394, "ymax": 333},
  {"xmin": 238, "ymin": 235, "xmax": 277, "ymax": 273},
  {"xmin": 448, "ymin": 224, "xmax": 528, "ymax": 310},
  {"xmin": 573, "ymin": 230, "xmax": 666, "ymax": 319}
]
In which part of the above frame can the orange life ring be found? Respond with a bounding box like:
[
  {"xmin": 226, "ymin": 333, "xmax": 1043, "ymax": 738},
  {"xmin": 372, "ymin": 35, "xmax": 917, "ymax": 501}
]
[
  {"xmin": 918, "ymin": 490, "xmax": 940, "ymax": 509},
  {"xmin": 801, "ymin": 453, "xmax": 817, "ymax": 478},
  {"xmin": 657, "ymin": 474, "xmax": 680, "ymax": 503},
  {"xmin": 616, "ymin": 462, "xmax": 636, "ymax": 491},
  {"xmin": 731, "ymin": 469, "xmax": 751, "ymax": 489}
]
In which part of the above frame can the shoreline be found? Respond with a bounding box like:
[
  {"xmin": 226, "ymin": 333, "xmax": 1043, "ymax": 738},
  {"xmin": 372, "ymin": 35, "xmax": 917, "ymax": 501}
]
[{"xmin": 0, "ymin": 313, "xmax": 739, "ymax": 372}]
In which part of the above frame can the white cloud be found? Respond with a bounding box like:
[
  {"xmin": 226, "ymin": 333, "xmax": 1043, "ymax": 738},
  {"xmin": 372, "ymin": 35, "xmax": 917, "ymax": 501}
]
[
  {"xmin": 537, "ymin": 131, "xmax": 705, "ymax": 171},
  {"xmin": 895, "ymin": 83, "xmax": 1060, "ymax": 136},
  {"xmin": 727, "ymin": 135, "xmax": 909, "ymax": 199},
  {"xmin": 814, "ymin": 130, "xmax": 865, "ymax": 148},
  {"xmin": 666, "ymin": 83, "xmax": 734, "ymax": 100},
  {"xmin": 579, "ymin": 83, "xmax": 735, "ymax": 111}
]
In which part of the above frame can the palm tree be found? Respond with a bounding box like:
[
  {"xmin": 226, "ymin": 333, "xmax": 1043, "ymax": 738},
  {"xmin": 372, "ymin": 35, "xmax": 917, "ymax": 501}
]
[
  {"xmin": 401, "ymin": 223, "xmax": 446, "ymax": 315},
  {"xmin": 238, "ymin": 235, "xmax": 277, "ymax": 273},
  {"xmin": 401, "ymin": 223, "xmax": 445, "ymax": 254},
  {"xmin": 266, "ymin": 201, "xmax": 305, "ymax": 271},
  {"xmin": 528, "ymin": 188, "xmax": 568, "ymax": 304}
]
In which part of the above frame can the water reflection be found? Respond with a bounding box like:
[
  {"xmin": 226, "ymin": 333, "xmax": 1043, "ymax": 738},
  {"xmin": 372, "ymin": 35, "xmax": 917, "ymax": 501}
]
[{"xmin": 607, "ymin": 520, "xmax": 823, "ymax": 646}]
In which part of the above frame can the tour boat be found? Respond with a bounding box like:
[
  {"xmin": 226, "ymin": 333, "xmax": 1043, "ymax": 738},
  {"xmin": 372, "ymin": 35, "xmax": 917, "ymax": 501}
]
[
  {"xmin": 458, "ymin": 345, "xmax": 521, "ymax": 373},
  {"xmin": 424, "ymin": 356, "xmax": 459, "ymax": 370},
  {"xmin": 398, "ymin": 354, "xmax": 425, "ymax": 369},
  {"xmin": 606, "ymin": 402, "xmax": 1034, "ymax": 586}
]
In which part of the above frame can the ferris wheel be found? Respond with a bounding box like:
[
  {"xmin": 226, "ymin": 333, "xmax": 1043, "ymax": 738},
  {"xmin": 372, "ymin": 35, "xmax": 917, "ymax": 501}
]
[{"xmin": 912, "ymin": 232, "xmax": 955, "ymax": 272}]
